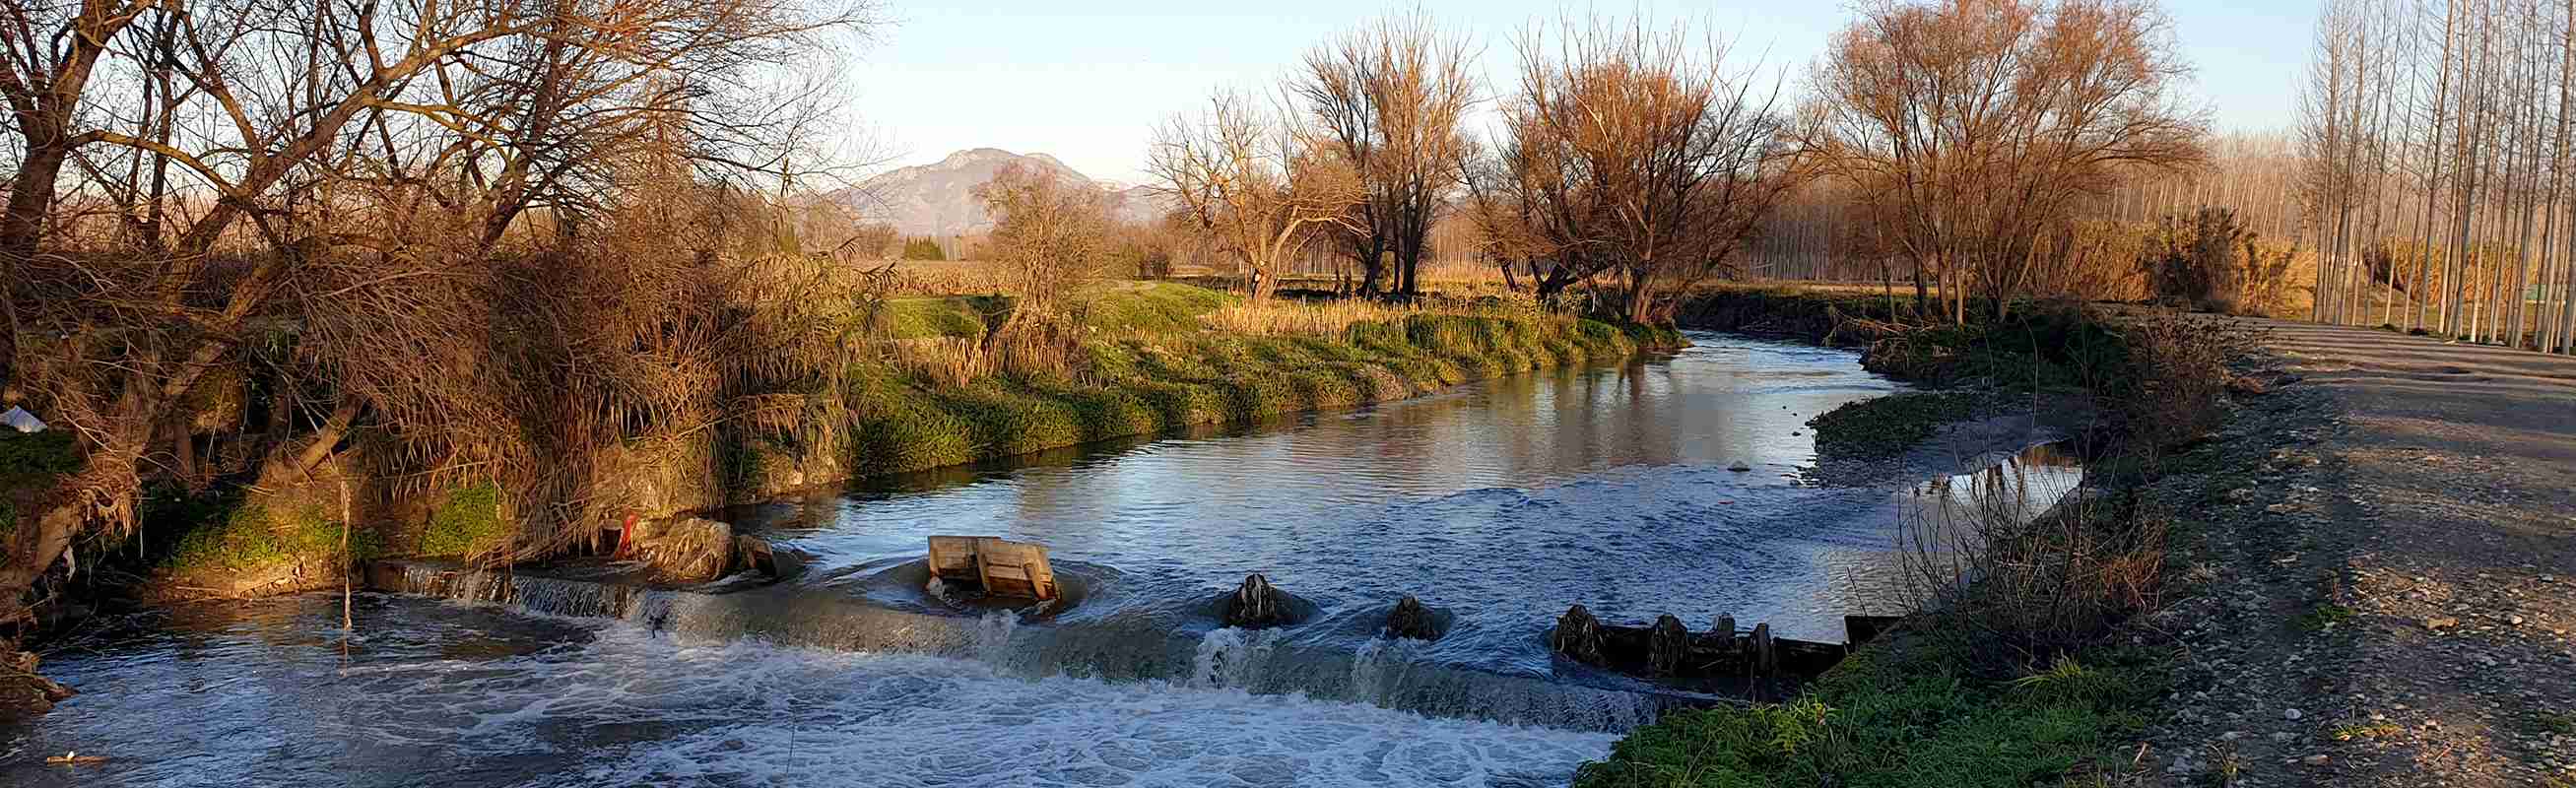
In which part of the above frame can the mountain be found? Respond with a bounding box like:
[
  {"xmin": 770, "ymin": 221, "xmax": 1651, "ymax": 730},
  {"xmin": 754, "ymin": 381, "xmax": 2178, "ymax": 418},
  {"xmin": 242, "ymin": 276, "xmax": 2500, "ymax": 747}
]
[{"xmin": 825, "ymin": 148, "xmax": 1172, "ymax": 236}]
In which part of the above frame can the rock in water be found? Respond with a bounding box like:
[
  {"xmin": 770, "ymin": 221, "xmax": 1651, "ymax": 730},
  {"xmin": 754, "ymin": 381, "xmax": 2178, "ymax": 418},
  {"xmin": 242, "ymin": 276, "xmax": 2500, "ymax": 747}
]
[
  {"xmin": 1223, "ymin": 573, "xmax": 1290, "ymax": 628},
  {"xmin": 1647, "ymin": 615, "xmax": 1691, "ymax": 676},
  {"xmin": 1550, "ymin": 604, "xmax": 1606, "ymax": 666},
  {"xmin": 1386, "ymin": 595, "xmax": 1440, "ymax": 640},
  {"xmin": 629, "ymin": 517, "xmax": 736, "ymax": 582}
]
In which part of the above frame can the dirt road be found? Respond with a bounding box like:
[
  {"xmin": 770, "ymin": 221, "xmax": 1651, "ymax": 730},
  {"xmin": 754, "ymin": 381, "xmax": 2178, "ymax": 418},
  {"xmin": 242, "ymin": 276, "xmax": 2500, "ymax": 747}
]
[{"xmin": 2142, "ymin": 320, "xmax": 2576, "ymax": 787}]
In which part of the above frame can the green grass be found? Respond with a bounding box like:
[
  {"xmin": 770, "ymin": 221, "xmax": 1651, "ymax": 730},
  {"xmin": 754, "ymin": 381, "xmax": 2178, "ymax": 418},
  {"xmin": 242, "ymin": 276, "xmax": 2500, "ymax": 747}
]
[
  {"xmin": 420, "ymin": 483, "xmax": 506, "ymax": 558},
  {"xmin": 880, "ymin": 297, "xmax": 986, "ymax": 339},
  {"xmin": 2297, "ymin": 603, "xmax": 2355, "ymax": 631},
  {"xmin": 1575, "ymin": 637, "xmax": 2169, "ymax": 788},
  {"xmin": 1077, "ymin": 281, "xmax": 1237, "ymax": 335},
  {"xmin": 1807, "ymin": 392, "xmax": 1981, "ymax": 459},
  {"xmin": 830, "ymin": 287, "xmax": 1678, "ymax": 477}
]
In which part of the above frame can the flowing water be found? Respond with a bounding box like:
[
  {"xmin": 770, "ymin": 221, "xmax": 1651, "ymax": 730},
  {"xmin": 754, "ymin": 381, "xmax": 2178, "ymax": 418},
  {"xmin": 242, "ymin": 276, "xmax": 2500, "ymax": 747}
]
[{"xmin": 0, "ymin": 334, "xmax": 2082, "ymax": 787}]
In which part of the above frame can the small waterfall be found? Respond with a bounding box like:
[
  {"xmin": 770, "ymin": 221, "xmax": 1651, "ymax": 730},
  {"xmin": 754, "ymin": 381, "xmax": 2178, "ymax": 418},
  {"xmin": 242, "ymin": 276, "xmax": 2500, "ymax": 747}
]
[
  {"xmin": 1187, "ymin": 626, "xmax": 1282, "ymax": 690},
  {"xmin": 971, "ymin": 610, "xmax": 1020, "ymax": 663},
  {"xmin": 1346, "ymin": 636, "xmax": 1417, "ymax": 703},
  {"xmin": 365, "ymin": 558, "xmax": 1691, "ymax": 732}
]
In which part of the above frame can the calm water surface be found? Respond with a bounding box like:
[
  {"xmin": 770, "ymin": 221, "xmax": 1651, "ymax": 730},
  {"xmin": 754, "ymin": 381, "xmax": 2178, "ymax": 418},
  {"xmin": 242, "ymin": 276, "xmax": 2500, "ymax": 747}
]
[{"xmin": 0, "ymin": 334, "xmax": 2080, "ymax": 787}]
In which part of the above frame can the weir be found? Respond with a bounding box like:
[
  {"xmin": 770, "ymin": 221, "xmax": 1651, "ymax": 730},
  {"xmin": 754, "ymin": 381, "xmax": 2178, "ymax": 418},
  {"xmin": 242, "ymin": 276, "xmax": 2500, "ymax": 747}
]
[{"xmin": 364, "ymin": 559, "xmax": 1701, "ymax": 732}]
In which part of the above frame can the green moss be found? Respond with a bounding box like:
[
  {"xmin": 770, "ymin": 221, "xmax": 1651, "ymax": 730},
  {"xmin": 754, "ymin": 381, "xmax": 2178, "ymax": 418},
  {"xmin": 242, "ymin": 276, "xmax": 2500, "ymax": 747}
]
[
  {"xmin": 1576, "ymin": 638, "xmax": 2168, "ymax": 788},
  {"xmin": 1807, "ymin": 392, "xmax": 1981, "ymax": 459},
  {"xmin": 165, "ymin": 496, "xmax": 382, "ymax": 573},
  {"xmin": 420, "ymin": 483, "xmax": 507, "ymax": 558},
  {"xmin": 0, "ymin": 430, "xmax": 78, "ymax": 489}
]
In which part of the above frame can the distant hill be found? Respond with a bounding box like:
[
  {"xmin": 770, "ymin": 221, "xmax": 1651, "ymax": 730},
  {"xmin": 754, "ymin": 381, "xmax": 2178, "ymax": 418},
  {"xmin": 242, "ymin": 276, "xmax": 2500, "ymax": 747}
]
[{"xmin": 825, "ymin": 148, "xmax": 1172, "ymax": 235}]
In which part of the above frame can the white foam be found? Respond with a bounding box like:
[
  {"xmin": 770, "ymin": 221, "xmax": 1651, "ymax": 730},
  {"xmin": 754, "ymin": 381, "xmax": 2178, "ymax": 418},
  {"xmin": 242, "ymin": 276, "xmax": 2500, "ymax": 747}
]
[
  {"xmin": 311, "ymin": 624, "xmax": 1615, "ymax": 787},
  {"xmin": 1187, "ymin": 626, "xmax": 1283, "ymax": 690}
]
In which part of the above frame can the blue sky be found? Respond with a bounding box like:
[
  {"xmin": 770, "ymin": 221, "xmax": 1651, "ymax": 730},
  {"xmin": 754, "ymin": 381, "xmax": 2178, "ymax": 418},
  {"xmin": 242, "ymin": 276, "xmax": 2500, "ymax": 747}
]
[{"xmin": 839, "ymin": 1, "xmax": 2315, "ymax": 183}]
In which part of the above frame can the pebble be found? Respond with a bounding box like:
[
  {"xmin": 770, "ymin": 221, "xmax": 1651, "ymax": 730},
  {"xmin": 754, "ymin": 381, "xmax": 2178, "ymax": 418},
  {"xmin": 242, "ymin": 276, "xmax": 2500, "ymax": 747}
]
[
  {"xmin": 2303, "ymin": 755, "xmax": 2330, "ymax": 765},
  {"xmin": 2425, "ymin": 617, "xmax": 2460, "ymax": 629},
  {"xmin": 2285, "ymin": 708, "xmax": 2304, "ymax": 721},
  {"xmin": 1728, "ymin": 463, "xmax": 1751, "ymax": 472}
]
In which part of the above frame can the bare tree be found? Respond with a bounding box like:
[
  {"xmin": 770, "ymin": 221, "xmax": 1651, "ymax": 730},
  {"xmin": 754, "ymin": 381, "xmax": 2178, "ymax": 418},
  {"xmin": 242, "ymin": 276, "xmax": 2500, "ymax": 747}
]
[
  {"xmin": 1811, "ymin": 0, "xmax": 2208, "ymax": 321},
  {"xmin": 0, "ymin": 0, "xmax": 880, "ymax": 615},
  {"xmin": 1467, "ymin": 14, "xmax": 1807, "ymax": 323},
  {"xmin": 975, "ymin": 162, "xmax": 1113, "ymax": 315},
  {"xmin": 1289, "ymin": 9, "xmax": 1479, "ymax": 298},
  {"xmin": 1149, "ymin": 91, "xmax": 1363, "ymax": 300}
]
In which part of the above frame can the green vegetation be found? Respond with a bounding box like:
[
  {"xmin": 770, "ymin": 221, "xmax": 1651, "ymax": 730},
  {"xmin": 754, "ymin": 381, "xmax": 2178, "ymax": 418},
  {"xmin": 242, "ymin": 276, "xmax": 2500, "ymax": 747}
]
[
  {"xmin": 900, "ymin": 237, "xmax": 946, "ymax": 261},
  {"xmin": 165, "ymin": 498, "xmax": 379, "ymax": 574},
  {"xmin": 1592, "ymin": 288, "xmax": 2248, "ymax": 788},
  {"xmin": 881, "ymin": 296, "xmax": 987, "ymax": 339},
  {"xmin": 0, "ymin": 430, "xmax": 79, "ymax": 537},
  {"xmin": 2297, "ymin": 603, "xmax": 2355, "ymax": 631},
  {"xmin": 818, "ymin": 284, "xmax": 1673, "ymax": 480},
  {"xmin": 421, "ymin": 483, "xmax": 507, "ymax": 558},
  {"xmin": 1577, "ymin": 640, "xmax": 2167, "ymax": 787},
  {"xmin": 1807, "ymin": 392, "xmax": 1980, "ymax": 459}
]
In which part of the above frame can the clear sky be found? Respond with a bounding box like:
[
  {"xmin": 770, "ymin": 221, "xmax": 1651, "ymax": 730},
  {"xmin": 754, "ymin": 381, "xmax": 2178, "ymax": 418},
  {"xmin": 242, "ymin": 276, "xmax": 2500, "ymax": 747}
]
[{"xmin": 838, "ymin": 0, "xmax": 2315, "ymax": 184}]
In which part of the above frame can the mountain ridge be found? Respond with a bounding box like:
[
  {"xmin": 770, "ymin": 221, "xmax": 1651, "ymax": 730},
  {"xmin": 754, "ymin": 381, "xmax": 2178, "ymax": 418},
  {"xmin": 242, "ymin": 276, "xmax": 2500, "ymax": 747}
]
[{"xmin": 825, "ymin": 149, "xmax": 1167, "ymax": 235}]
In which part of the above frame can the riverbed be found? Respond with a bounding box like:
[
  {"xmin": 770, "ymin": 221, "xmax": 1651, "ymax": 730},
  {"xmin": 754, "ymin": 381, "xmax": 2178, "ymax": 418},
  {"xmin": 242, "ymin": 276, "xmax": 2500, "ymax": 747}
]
[{"xmin": 0, "ymin": 334, "xmax": 2080, "ymax": 787}]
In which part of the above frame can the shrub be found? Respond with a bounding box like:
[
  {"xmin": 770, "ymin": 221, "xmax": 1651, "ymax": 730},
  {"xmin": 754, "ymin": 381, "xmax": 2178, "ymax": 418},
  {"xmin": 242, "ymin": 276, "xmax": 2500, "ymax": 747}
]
[{"xmin": 900, "ymin": 237, "xmax": 946, "ymax": 261}]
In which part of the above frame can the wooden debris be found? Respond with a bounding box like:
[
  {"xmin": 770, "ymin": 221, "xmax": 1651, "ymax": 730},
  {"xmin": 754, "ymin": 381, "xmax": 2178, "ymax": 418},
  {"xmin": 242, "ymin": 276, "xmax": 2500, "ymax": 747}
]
[
  {"xmin": 1546, "ymin": 605, "xmax": 1851, "ymax": 681},
  {"xmin": 46, "ymin": 751, "xmax": 108, "ymax": 765},
  {"xmin": 926, "ymin": 536, "xmax": 1059, "ymax": 601}
]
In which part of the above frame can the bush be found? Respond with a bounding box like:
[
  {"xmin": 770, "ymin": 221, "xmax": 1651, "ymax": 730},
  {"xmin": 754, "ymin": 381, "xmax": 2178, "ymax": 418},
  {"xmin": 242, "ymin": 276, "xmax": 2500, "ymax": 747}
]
[
  {"xmin": 2141, "ymin": 208, "xmax": 2296, "ymax": 314},
  {"xmin": 900, "ymin": 237, "xmax": 946, "ymax": 261}
]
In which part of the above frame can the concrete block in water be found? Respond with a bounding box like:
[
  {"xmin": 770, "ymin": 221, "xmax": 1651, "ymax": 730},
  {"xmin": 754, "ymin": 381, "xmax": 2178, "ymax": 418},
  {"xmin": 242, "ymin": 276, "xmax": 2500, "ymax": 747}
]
[
  {"xmin": 1386, "ymin": 595, "xmax": 1442, "ymax": 641},
  {"xmin": 1222, "ymin": 573, "xmax": 1296, "ymax": 628}
]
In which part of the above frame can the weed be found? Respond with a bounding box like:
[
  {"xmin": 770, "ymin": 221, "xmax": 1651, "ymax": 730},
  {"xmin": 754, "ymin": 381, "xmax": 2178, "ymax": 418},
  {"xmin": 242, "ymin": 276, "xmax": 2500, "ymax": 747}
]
[
  {"xmin": 2297, "ymin": 604, "xmax": 2355, "ymax": 631},
  {"xmin": 2331, "ymin": 722, "xmax": 2401, "ymax": 741}
]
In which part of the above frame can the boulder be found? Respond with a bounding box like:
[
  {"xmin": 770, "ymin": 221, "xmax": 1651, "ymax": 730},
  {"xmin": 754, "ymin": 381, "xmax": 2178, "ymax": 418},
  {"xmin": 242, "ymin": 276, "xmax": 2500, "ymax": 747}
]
[
  {"xmin": 1385, "ymin": 595, "xmax": 1441, "ymax": 640},
  {"xmin": 1550, "ymin": 604, "xmax": 1606, "ymax": 666},
  {"xmin": 1222, "ymin": 573, "xmax": 1294, "ymax": 628}
]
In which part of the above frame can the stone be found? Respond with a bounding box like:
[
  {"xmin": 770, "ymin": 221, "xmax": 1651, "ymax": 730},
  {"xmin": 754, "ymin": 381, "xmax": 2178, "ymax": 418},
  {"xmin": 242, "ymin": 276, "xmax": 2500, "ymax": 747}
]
[
  {"xmin": 2424, "ymin": 617, "xmax": 2461, "ymax": 629},
  {"xmin": 2285, "ymin": 707, "xmax": 2304, "ymax": 721},
  {"xmin": 1385, "ymin": 595, "xmax": 1441, "ymax": 640},
  {"xmin": 1728, "ymin": 462, "xmax": 1752, "ymax": 473},
  {"xmin": 2303, "ymin": 755, "xmax": 2330, "ymax": 765},
  {"xmin": 1551, "ymin": 604, "xmax": 1607, "ymax": 666},
  {"xmin": 1222, "ymin": 573, "xmax": 1296, "ymax": 629}
]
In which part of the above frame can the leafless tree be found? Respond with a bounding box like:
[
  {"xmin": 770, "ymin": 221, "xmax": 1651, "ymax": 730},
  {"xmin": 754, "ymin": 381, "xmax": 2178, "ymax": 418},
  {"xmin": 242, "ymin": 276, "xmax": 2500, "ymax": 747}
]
[
  {"xmin": 1149, "ymin": 91, "xmax": 1363, "ymax": 300},
  {"xmin": 1467, "ymin": 14, "xmax": 1807, "ymax": 323},
  {"xmin": 1811, "ymin": 0, "xmax": 2208, "ymax": 322},
  {"xmin": 1289, "ymin": 9, "xmax": 1478, "ymax": 298}
]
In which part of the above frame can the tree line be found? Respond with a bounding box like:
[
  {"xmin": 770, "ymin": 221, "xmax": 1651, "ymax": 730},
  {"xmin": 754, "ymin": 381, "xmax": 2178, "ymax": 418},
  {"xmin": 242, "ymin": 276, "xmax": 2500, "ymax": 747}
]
[
  {"xmin": 2294, "ymin": 0, "xmax": 2576, "ymax": 353},
  {"xmin": 1144, "ymin": 0, "xmax": 2213, "ymax": 324}
]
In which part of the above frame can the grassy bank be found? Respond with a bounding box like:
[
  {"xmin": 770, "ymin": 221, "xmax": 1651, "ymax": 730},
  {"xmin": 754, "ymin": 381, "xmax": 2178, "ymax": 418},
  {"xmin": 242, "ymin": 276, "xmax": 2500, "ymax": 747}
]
[
  {"xmin": 1586, "ymin": 287, "xmax": 2242, "ymax": 787},
  {"xmin": 824, "ymin": 283, "xmax": 1677, "ymax": 478},
  {"xmin": 145, "ymin": 283, "xmax": 1679, "ymax": 585}
]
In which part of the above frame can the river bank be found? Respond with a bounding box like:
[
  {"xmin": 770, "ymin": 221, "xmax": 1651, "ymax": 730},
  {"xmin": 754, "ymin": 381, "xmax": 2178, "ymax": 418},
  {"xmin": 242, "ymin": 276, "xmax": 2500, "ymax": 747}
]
[
  {"xmin": 1573, "ymin": 287, "xmax": 2255, "ymax": 786},
  {"xmin": 4, "ymin": 330, "xmax": 1977, "ymax": 786},
  {"xmin": 0, "ymin": 282, "xmax": 1681, "ymax": 721}
]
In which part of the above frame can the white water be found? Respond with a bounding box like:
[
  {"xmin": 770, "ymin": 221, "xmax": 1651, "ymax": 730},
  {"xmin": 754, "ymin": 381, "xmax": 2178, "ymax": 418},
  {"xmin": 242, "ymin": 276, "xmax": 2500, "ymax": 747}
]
[{"xmin": 449, "ymin": 624, "xmax": 1615, "ymax": 787}]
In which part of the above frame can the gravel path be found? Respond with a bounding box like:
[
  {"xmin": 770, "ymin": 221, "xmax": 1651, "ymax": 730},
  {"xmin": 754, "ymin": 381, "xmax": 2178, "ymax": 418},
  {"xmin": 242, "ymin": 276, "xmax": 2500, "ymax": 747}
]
[{"xmin": 2139, "ymin": 320, "xmax": 2576, "ymax": 787}]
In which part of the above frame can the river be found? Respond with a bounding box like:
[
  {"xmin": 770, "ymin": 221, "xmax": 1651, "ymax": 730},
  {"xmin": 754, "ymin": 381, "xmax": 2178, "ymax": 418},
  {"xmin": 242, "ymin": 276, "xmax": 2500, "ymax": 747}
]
[{"xmin": 0, "ymin": 333, "xmax": 2081, "ymax": 787}]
